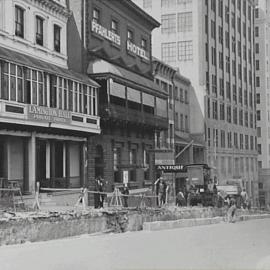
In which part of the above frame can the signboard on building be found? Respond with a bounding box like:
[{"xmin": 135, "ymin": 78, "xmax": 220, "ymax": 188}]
[
  {"xmin": 123, "ymin": 170, "xmax": 129, "ymax": 184},
  {"xmin": 91, "ymin": 20, "xmax": 121, "ymax": 46},
  {"xmin": 156, "ymin": 165, "xmax": 185, "ymax": 173},
  {"xmin": 28, "ymin": 105, "xmax": 71, "ymax": 124},
  {"xmin": 127, "ymin": 40, "xmax": 149, "ymax": 61}
]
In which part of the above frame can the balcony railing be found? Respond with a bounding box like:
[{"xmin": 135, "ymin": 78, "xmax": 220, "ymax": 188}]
[{"xmin": 100, "ymin": 104, "xmax": 168, "ymax": 129}]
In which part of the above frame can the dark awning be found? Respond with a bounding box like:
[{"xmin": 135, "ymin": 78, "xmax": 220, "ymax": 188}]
[
  {"xmin": 0, "ymin": 46, "xmax": 99, "ymax": 88},
  {"xmin": 87, "ymin": 59, "xmax": 167, "ymax": 98}
]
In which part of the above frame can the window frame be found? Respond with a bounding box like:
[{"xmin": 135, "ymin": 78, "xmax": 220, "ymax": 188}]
[
  {"xmin": 15, "ymin": 5, "xmax": 24, "ymax": 38},
  {"xmin": 54, "ymin": 24, "xmax": 61, "ymax": 53},
  {"xmin": 36, "ymin": 15, "xmax": 44, "ymax": 46}
]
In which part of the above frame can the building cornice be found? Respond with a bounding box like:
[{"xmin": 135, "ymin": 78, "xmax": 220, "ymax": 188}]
[{"xmin": 29, "ymin": 0, "xmax": 71, "ymax": 18}]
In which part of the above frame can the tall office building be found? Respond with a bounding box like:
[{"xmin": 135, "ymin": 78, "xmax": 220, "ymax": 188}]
[
  {"xmin": 134, "ymin": 0, "xmax": 258, "ymax": 202},
  {"xmin": 255, "ymin": 0, "xmax": 270, "ymax": 206}
]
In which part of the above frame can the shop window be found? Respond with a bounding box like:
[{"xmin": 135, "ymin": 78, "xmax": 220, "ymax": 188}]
[
  {"xmin": 54, "ymin": 25, "xmax": 61, "ymax": 52},
  {"xmin": 15, "ymin": 6, "xmax": 24, "ymax": 38},
  {"xmin": 36, "ymin": 16, "xmax": 44, "ymax": 46}
]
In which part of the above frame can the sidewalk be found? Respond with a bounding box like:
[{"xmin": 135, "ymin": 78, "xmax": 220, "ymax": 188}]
[{"xmin": 143, "ymin": 213, "xmax": 270, "ymax": 231}]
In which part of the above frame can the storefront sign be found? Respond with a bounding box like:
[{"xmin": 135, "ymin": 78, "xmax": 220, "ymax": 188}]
[
  {"xmin": 28, "ymin": 105, "xmax": 72, "ymax": 124},
  {"xmin": 91, "ymin": 20, "xmax": 121, "ymax": 46},
  {"xmin": 156, "ymin": 165, "xmax": 185, "ymax": 173},
  {"xmin": 127, "ymin": 40, "xmax": 149, "ymax": 61}
]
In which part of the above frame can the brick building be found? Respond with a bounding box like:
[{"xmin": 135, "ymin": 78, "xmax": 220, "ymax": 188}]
[{"xmin": 68, "ymin": 0, "xmax": 168, "ymax": 191}]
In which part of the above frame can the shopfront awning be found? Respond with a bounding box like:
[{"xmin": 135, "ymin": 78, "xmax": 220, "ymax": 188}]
[
  {"xmin": 87, "ymin": 59, "xmax": 167, "ymax": 97},
  {"xmin": 0, "ymin": 46, "xmax": 99, "ymax": 88}
]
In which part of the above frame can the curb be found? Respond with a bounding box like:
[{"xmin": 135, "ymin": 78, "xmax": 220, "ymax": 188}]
[
  {"xmin": 143, "ymin": 214, "xmax": 270, "ymax": 231},
  {"xmin": 143, "ymin": 216, "xmax": 224, "ymax": 231}
]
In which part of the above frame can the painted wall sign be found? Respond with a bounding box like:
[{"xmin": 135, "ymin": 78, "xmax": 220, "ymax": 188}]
[
  {"xmin": 156, "ymin": 165, "xmax": 185, "ymax": 173},
  {"xmin": 28, "ymin": 105, "xmax": 71, "ymax": 124},
  {"xmin": 127, "ymin": 40, "xmax": 149, "ymax": 61},
  {"xmin": 91, "ymin": 20, "xmax": 121, "ymax": 46}
]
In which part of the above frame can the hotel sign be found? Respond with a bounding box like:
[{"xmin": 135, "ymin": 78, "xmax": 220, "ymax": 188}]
[
  {"xmin": 127, "ymin": 40, "xmax": 149, "ymax": 61},
  {"xmin": 28, "ymin": 105, "xmax": 71, "ymax": 124},
  {"xmin": 91, "ymin": 20, "xmax": 121, "ymax": 46}
]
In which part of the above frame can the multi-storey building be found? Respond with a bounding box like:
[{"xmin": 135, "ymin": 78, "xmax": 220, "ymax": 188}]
[
  {"xmin": 153, "ymin": 58, "xmax": 205, "ymax": 192},
  {"xmin": 0, "ymin": 0, "xmax": 100, "ymax": 194},
  {"xmin": 69, "ymin": 0, "xmax": 168, "ymax": 191},
  {"xmin": 255, "ymin": 0, "xmax": 270, "ymax": 207},
  {"xmin": 134, "ymin": 0, "xmax": 258, "ymax": 203}
]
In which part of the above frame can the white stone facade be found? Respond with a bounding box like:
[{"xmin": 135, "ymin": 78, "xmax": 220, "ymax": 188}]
[
  {"xmin": 133, "ymin": 0, "xmax": 258, "ymax": 203},
  {"xmin": 0, "ymin": 0, "xmax": 69, "ymax": 68}
]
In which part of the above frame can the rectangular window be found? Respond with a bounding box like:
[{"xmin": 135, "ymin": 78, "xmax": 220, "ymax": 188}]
[
  {"xmin": 256, "ymin": 60, "xmax": 260, "ymax": 70},
  {"xmin": 256, "ymin": 93, "xmax": 260, "ymax": 104},
  {"xmin": 240, "ymin": 134, "xmax": 243, "ymax": 149},
  {"xmin": 177, "ymin": 0, "xmax": 192, "ymax": 4},
  {"xmin": 15, "ymin": 6, "xmax": 24, "ymax": 38},
  {"xmin": 161, "ymin": 14, "xmax": 176, "ymax": 34},
  {"xmin": 256, "ymin": 77, "xmax": 260, "ymax": 87},
  {"xmin": 211, "ymin": 20, "xmax": 216, "ymax": 39},
  {"xmin": 161, "ymin": 0, "xmax": 175, "ymax": 7},
  {"xmin": 111, "ymin": 20, "xmax": 118, "ymax": 34},
  {"xmin": 141, "ymin": 38, "xmax": 147, "ymax": 50},
  {"xmin": 129, "ymin": 149, "xmax": 137, "ymax": 165},
  {"xmin": 257, "ymin": 110, "xmax": 261, "ymax": 121},
  {"xmin": 93, "ymin": 8, "xmax": 100, "ymax": 23},
  {"xmin": 178, "ymin": 12, "xmax": 192, "ymax": 32},
  {"xmin": 54, "ymin": 25, "xmax": 61, "ymax": 52},
  {"xmin": 143, "ymin": 0, "xmax": 152, "ymax": 8},
  {"xmin": 127, "ymin": 29, "xmax": 134, "ymax": 42},
  {"xmin": 162, "ymin": 42, "xmax": 176, "ymax": 62},
  {"xmin": 239, "ymin": 110, "xmax": 243, "ymax": 126},
  {"xmin": 178, "ymin": 41, "xmax": 193, "ymax": 61},
  {"xmin": 221, "ymin": 130, "xmax": 225, "ymax": 148},
  {"xmin": 220, "ymin": 103, "xmax": 225, "ymax": 120},
  {"xmin": 2, "ymin": 62, "xmax": 24, "ymax": 103},
  {"xmin": 212, "ymin": 100, "xmax": 218, "ymax": 120},
  {"xmin": 255, "ymin": 27, "xmax": 259, "ymax": 37},
  {"xmin": 234, "ymin": 133, "xmax": 238, "ymax": 149},
  {"xmin": 36, "ymin": 16, "xmax": 44, "ymax": 46},
  {"xmin": 227, "ymin": 105, "xmax": 231, "ymax": 123}
]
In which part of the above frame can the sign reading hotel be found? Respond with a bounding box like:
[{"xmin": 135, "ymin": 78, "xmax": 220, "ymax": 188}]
[
  {"xmin": 127, "ymin": 40, "xmax": 149, "ymax": 61},
  {"xmin": 28, "ymin": 105, "xmax": 71, "ymax": 124},
  {"xmin": 91, "ymin": 20, "xmax": 121, "ymax": 46}
]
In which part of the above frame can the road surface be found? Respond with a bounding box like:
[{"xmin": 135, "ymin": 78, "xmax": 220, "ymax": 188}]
[{"xmin": 0, "ymin": 218, "xmax": 270, "ymax": 270}]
